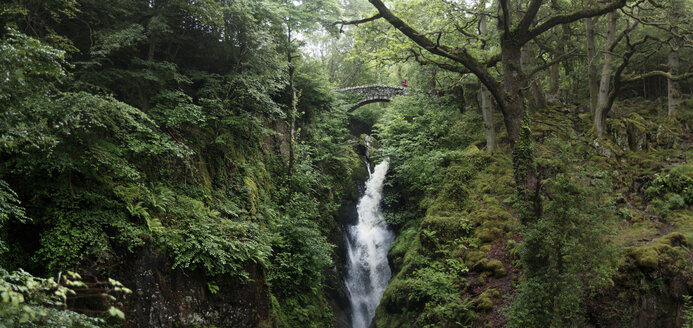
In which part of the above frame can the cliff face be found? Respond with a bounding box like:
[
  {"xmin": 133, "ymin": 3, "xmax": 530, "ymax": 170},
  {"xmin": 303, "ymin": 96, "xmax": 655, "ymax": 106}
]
[
  {"xmin": 114, "ymin": 133, "xmax": 371, "ymax": 328},
  {"xmin": 120, "ymin": 247, "xmax": 268, "ymax": 328}
]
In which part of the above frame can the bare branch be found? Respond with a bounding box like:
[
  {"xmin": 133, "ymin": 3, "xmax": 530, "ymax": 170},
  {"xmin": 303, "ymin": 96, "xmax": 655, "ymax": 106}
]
[
  {"xmin": 603, "ymin": 34, "xmax": 661, "ymax": 117},
  {"xmin": 523, "ymin": 0, "xmax": 628, "ymax": 45},
  {"xmin": 528, "ymin": 48, "xmax": 580, "ymax": 78},
  {"xmin": 518, "ymin": 0, "xmax": 544, "ymax": 33},
  {"xmin": 409, "ymin": 49, "xmax": 471, "ymax": 75},
  {"xmin": 623, "ymin": 71, "xmax": 693, "ymax": 83},
  {"xmin": 608, "ymin": 19, "xmax": 640, "ymax": 52},
  {"xmin": 620, "ymin": 7, "xmax": 693, "ymax": 44},
  {"xmin": 333, "ymin": 14, "xmax": 383, "ymax": 33}
]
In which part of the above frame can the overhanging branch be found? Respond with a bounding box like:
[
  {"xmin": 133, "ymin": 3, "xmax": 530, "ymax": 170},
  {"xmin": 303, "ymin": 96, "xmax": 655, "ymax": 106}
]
[
  {"xmin": 333, "ymin": 14, "xmax": 383, "ymax": 33},
  {"xmin": 527, "ymin": 48, "xmax": 580, "ymax": 78},
  {"xmin": 409, "ymin": 49, "xmax": 471, "ymax": 75},
  {"xmin": 523, "ymin": 0, "xmax": 628, "ymax": 45},
  {"xmin": 623, "ymin": 71, "xmax": 693, "ymax": 83},
  {"xmin": 367, "ymin": 0, "xmax": 507, "ymax": 110}
]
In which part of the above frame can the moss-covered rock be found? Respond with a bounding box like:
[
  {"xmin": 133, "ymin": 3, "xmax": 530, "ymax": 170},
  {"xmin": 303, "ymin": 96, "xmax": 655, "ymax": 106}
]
[
  {"xmin": 627, "ymin": 232, "xmax": 690, "ymax": 271},
  {"xmin": 474, "ymin": 288, "xmax": 500, "ymax": 312},
  {"xmin": 628, "ymin": 246, "xmax": 659, "ymax": 270},
  {"xmin": 420, "ymin": 215, "xmax": 470, "ymax": 248},
  {"xmin": 485, "ymin": 259, "xmax": 507, "ymax": 278}
]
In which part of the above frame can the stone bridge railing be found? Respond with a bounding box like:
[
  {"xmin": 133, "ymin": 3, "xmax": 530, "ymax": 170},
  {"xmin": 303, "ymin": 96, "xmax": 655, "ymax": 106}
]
[{"xmin": 336, "ymin": 85, "xmax": 409, "ymax": 112}]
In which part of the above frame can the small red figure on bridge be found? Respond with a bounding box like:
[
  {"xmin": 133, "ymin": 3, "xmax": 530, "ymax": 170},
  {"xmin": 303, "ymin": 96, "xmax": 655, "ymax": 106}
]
[{"xmin": 402, "ymin": 79, "xmax": 408, "ymax": 88}]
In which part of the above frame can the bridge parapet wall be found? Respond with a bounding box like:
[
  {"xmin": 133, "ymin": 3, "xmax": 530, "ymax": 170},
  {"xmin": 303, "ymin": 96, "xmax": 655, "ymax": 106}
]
[{"xmin": 336, "ymin": 85, "xmax": 410, "ymax": 112}]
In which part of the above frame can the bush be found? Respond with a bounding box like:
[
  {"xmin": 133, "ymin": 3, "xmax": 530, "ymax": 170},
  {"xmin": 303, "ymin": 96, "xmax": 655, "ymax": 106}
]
[
  {"xmin": 0, "ymin": 268, "xmax": 130, "ymax": 327},
  {"xmin": 645, "ymin": 164, "xmax": 693, "ymax": 205},
  {"xmin": 508, "ymin": 174, "xmax": 618, "ymax": 328}
]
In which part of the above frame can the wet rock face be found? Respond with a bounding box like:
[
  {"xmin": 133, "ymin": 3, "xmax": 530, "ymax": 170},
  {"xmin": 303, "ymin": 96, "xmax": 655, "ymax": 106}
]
[{"xmin": 120, "ymin": 248, "xmax": 268, "ymax": 328}]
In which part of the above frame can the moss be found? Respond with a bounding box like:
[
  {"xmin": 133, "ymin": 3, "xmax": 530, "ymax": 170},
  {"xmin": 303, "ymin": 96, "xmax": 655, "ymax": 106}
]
[
  {"xmin": 473, "ymin": 258, "xmax": 489, "ymax": 272},
  {"xmin": 379, "ymin": 279, "xmax": 427, "ymax": 314},
  {"xmin": 420, "ymin": 215, "xmax": 470, "ymax": 247},
  {"xmin": 475, "ymin": 226, "xmax": 504, "ymax": 243},
  {"xmin": 670, "ymin": 210, "xmax": 693, "ymax": 240},
  {"xmin": 485, "ymin": 259, "xmax": 507, "ymax": 278},
  {"xmin": 628, "ymin": 246, "xmax": 659, "ymax": 270},
  {"xmin": 507, "ymin": 243, "xmax": 520, "ymax": 262},
  {"xmin": 475, "ymin": 294, "xmax": 493, "ymax": 312},
  {"xmin": 626, "ymin": 232, "xmax": 691, "ymax": 271},
  {"xmin": 399, "ymin": 237, "xmax": 427, "ymax": 277},
  {"xmin": 474, "ymin": 288, "xmax": 499, "ymax": 312},
  {"xmin": 465, "ymin": 250, "xmax": 485, "ymax": 268},
  {"xmin": 663, "ymin": 231, "xmax": 688, "ymax": 247},
  {"xmin": 389, "ymin": 224, "xmax": 419, "ymax": 271}
]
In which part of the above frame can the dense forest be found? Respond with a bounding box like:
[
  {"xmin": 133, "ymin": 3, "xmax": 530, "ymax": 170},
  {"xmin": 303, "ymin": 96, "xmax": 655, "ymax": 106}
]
[{"xmin": 0, "ymin": 0, "xmax": 692, "ymax": 327}]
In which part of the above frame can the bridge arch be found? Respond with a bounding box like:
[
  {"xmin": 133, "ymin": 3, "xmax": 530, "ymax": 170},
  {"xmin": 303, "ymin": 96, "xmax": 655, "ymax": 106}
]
[{"xmin": 336, "ymin": 85, "xmax": 408, "ymax": 112}]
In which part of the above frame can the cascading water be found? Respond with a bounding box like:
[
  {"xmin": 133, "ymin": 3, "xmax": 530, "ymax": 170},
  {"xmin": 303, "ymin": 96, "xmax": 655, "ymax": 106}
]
[{"xmin": 344, "ymin": 160, "xmax": 394, "ymax": 328}]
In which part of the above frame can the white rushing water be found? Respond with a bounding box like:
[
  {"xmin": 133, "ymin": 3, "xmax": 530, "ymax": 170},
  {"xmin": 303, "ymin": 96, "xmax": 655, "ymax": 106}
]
[{"xmin": 344, "ymin": 160, "xmax": 394, "ymax": 328}]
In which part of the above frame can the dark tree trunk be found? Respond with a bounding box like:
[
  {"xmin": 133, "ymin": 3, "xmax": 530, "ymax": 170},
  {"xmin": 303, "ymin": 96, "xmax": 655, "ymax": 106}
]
[
  {"xmin": 500, "ymin": 41, "xmax": 527, "ymax": 143},
  {"xmin": 521, "ymin": 42, "xmax": 546, "ymax": 109},
  {"xmin": 549, "ymin": 59, "xmax": 560, "ymax": 95},
  {"xmin": 595, "ymin": 11, "xmax": 617, "ymax": 137},
  {"xmin": 479, "ymin": 0, "xmax": 496, "ymax": 151},
  {"xmin": 585, "ymin": 17, "xmax": 599, "ymax": 117},
  {"xmin": 287, "ymin": 27, "xmax": 297, "ymax": 175}
]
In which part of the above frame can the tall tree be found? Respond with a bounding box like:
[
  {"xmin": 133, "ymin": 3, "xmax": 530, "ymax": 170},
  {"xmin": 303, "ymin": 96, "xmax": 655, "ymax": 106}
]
[
  {"xmin": 595, "ymin": 11, "xmax": 619, "ymax": 137},
  {"xmin": 340, "ymin": 0, "xmax": 628, "ymax": 221},
  {"xmin": 666, "ymin": 0, "xmax": 684, "ymax": 118},
  {"xmin": 275, "ymin": 0, "xmax": 339, "ymax": 174},
  {"xmin": 478, "ymin": 0, "xmax": 497, "ymax": 152},
  {"xmin": 585, "ymin": 16, "xmax": 599, "ymax": 116},
  {"xmin": 592, "ymin": 0, "xmax": 693, "ymax": 135},
  {"xmin": 350, "ymin": 0, "xmax": 627, "ymax": 145}
]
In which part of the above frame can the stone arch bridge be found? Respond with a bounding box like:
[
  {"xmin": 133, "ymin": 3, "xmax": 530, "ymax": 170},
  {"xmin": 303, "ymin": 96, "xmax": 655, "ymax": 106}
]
[{"xmin": 336, "ymin": 85, "xmax": 409, "ymax": 112}]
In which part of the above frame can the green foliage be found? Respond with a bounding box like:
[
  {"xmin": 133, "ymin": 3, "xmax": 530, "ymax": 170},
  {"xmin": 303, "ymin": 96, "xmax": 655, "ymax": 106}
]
[
  {"xmin": 266, "ymin": 214, "xmax": 334, "ymax": 327},
  {"xmin": 684, "ymin": 295, "xmax": 693, "ymax": 328},
  {"xmin": 159, "ymin": 195, "xmax": 271, "ymax": 280},
  {"xmin": 376, "ymin": 95, "xmax": 483, "ymax": 197},
  {"xmin": 645, "ymin": 164, "xmax": 693, "ymax": 206},
  {"xmin": 512, "ymin": 112, "xmax": 538, "ymax": 223},
  {"xmin": 380, "ymin": 265, "xmax": 474, "ymax": 328},
  {"xmin": 0, "ymin": 28, "xmax": 65, "ymax": 152},
  {"xmin": 264, "ymin": 102, "xmax": 357, "ymax": 326},
  {"xmin": 90, "ymin": 24, "xmax": 146, "ymax": 57},
  {"xmin": 0, "ymin": 180, "xmax": 27, "ymax": 225},
  {"xmin": 0, "ymin": 28, "xmax": 64, "ymax": 101},
  {"xmin": 0, "ymin": 4, "xmax": 350, "ymax": 325},
  {"xmin": 0, "ymin": 268, "xmax": 129, "ymax": 327},
  {"xmin": 508, "ymin": 174, "xmax": 619, "ymax": 328}
]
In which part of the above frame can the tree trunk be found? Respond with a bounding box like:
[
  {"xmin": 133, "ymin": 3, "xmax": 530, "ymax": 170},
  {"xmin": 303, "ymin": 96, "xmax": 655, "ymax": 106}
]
[
  {"xmin": 548, "ymin": 0, "xmax": 562, "ymax": 96},
  {"xmin": 667, "ymin": 48, "xmax": 680, "ymax": 118},
  {"xmin": 560, "ymin": 23, "xmax": 575, "ymax": 95},
  {"xmin": 521, "ymin": 42, "xmax": 546, "ymax": 109},
  {"xmin": 429, "ymin": 67, "xmax": 437, "ymax": 90},
  {"xmin": 502, "ymin": 40, "xmax": 540, "ymax": 222},
  {"xmin": 479, "ymin": 0, "xmax": 496, "ymax": 151},
  {"xmin": 549, "ymin": 60, "xmax": 559, "ymax": 95},
  {"xmin": 500, "ymin": 40, "xmax": 527, "ymax": 143},
  {"xmin": 585, "ymin": 17, "xmax": 599, "ymax": 117},
  {"xmin": 595, "ymin": 11, "xmax": 617, "ymax": 137},
  {"xmin": 480, "ymin": 85, "xmax": 497, "ymax": 151},
  {"xmin": 287, "ymin": 28, "xmax": 297, "ymax": 175}
]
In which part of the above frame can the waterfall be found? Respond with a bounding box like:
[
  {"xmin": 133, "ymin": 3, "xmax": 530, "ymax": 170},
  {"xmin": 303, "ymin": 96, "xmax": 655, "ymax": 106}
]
[{"xmin": 344, "ymin": 160, "xmax": 394, "ymax": 328}]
